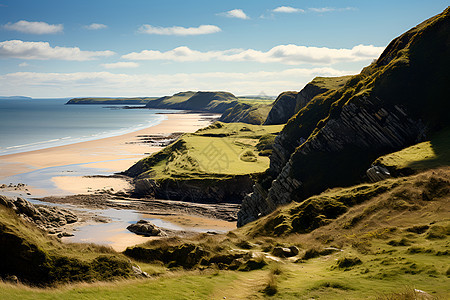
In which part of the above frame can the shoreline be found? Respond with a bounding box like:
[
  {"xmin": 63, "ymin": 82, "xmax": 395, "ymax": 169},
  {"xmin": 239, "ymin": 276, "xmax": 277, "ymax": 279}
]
[{"xmin": 0, "ymin": 112, "xmax": 218, "ymax": 184}]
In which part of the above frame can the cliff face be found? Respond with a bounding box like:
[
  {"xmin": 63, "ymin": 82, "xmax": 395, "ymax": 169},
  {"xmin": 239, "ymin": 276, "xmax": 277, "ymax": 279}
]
[
  {"xmin": 263, "ymin": 92, "xmax": 298, "ymax": 125},
  {"xmin": 238, "ymin": 7, "xmax": 450, "ymax": 226},
  {"xmin": 219, "ymin": 102, "xmax": 271, "ymax": 125},
  {"xmin": 264, "ymin": 76, "xmax": 352, "ymax": 125}
]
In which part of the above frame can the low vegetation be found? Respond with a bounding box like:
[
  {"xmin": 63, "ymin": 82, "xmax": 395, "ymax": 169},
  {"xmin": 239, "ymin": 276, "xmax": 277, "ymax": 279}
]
[
  {"xmin": 373, "ymin": 128, "xmax": 450, "ymax": 175},
  {"xmin": 127, "ymin": 122, "xmax": 283, "ymax": 180},
  {"xmin": 1, "ymin": 168, "xmax": 448, "ymax": 299},
  {"xmin": 0, "ymin": 205, "xmax": 133, "ymax": 286}
]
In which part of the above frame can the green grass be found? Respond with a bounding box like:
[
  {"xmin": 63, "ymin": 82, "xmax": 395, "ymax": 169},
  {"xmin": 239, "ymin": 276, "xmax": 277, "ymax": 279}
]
[
  {"xmin": 129, "ymin": 122, "xmax": 283, "ymax": 179},
  {"xmin": 237, "ymin": 97, "xmax": 275, "ymax": 105},
  {"xmin": 1, "ymin": 168, "xmax": 449, "ymax": 298},
  {"xmin": 145, "ymin": 91, "xmax": 239, "ymax": 112},
  {"xmin": 374, "ymin": 128, "xmax": 450, "ymax": 172},
  {"xmin": 309, "ymin": 75, "xmax": 354, "ymax": 91},
  {"xmin": 0, "ymin": 205, "xmax": 133, "ymax": 285}
]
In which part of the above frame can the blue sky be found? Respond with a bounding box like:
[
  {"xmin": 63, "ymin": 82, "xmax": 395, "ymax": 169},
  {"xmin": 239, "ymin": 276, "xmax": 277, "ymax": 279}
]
[{"xmin": 0, "ymin": 0, "xmax": 448, "ymax": 97}]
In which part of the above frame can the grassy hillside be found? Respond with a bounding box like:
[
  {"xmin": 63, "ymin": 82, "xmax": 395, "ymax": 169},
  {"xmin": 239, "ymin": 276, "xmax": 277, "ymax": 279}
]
[
  {"xmin": 127, "ymin": 122, "xmax": 283, "ymax": 180},
  {"xmin": 0, "ymin": 204, "xmax": 133, "ymax": 285},
  {"xmin": 66, "ymin": 97, "xmax": 156, "ymax": 105},
  {"xmin": 145, "ymin": 91, "xmax": 239, "ymax": 113},
  {"xmin": 373, "ymin": 127, "xmax": 450, "ymax": 174},
  {"xmin": 219, "ymin": 103, "xmax": 272, "ymax": 125},
  {"xmin": 258, "ymin": 7, "xmax": 450, "ymax": 204},
  {"xmin": 1, "ymin": 167, "xmax": 448, "ymax": 298}
]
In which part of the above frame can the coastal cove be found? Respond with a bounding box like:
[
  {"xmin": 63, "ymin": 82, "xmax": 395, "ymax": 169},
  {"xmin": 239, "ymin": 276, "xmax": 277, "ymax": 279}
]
[{"xmin": 0, "ymin": 110, "xmax": 232, "ymax": 250}]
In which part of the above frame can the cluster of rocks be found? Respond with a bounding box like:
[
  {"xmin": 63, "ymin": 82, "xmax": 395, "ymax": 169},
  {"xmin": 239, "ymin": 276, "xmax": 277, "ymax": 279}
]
[
  {"xmin": 0, "ymin": 183, "xmax": 31, "ymax": 195},
  {"xmin": 127, "ymin": 220, "xmax": 165, "ymax": 236},
  {"xmin": 0, "ymin": 195, "xmax": 78, "ymax": 237}
]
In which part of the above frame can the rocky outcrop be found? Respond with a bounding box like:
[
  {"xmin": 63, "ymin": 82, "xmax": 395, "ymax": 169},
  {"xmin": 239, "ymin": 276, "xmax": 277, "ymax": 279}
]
[
  {"xmin": 366, "ymin": 165, "xmax": 391, "ymax": 182},
  {"xmin": 264, "ymin": 76, "xmax": 352, "ymax": 125},
  {"xmin": 238, "ymin": 7, "xmax": 450, "ymax": 227},
  {"xmin": 133, "ymin": 175, "xmax": 253, "ymax": 204},
  {"xmin": 272, "ymin": 246, "xmax": 299, "ymax": 258},
  {"xmin": 263, "ymin": 92, "xmax": 298, "ymax": 125},
  {"xmin": 0, "ymin": 195, "xmax": 78, "ymax": 234},
  {"xmin": 127, "ymin": 220, "xmax": 165, "ymax": 236}
]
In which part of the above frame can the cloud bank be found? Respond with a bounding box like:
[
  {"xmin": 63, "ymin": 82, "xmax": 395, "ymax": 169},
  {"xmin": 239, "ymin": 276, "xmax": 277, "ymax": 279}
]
[
  {"xmin": 101, "ymin": 62, "xmax": 139, "ymax": 69},
  {"xmin": 273, "ymin": 6, "xmax": 305, "ymax": 13},
  {"xmin": 0, "ymin": 67, "xmax": 353, "ymax": 98},
  {"xmin": 84, "ymin": 23, "xmax": 108, "ymax": 30},
  {"xmin": 3, "ymin": 20, "xmax": 63, "ymax": 34},
  {"xmin": 123, "ymin": 44, "xmax": 384, "ymax": 65},
  {"xmin": 219, "ymin": 9, "xmax": 250, "ymax": 19},
  {"xmin": 138, "ymin": 24, "xmax": 221, "ymax": 36},
  {"xmin": 0, "ymin": 40, "xmax": 115, "ymax": 61}
]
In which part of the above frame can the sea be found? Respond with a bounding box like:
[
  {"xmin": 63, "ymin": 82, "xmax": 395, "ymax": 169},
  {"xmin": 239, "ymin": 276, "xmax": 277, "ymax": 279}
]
[{"xmin": 0, "ymin": 98, "xmax": 176, "ymax": 156}]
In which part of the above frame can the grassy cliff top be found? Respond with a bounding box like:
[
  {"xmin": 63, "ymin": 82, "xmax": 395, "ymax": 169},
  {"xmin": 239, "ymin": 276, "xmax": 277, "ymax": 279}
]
[
  {"xmin": 126, "ymin": 122, "xmax": 283, "ymax": 180},
  {"xmin": 309, "ymin": 75, "xmax": 354, "ymax": 91},
  {"xmin": 145, "ymin": 91, "xmax": 239, "ymax": 111},
  {"xmin": 374, "ymin": 127, "xmax": 450, "ymax": 172}
]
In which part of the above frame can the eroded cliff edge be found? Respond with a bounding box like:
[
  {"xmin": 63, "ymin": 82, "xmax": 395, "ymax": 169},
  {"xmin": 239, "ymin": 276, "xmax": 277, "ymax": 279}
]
[{"xmin": 238, "ymin": 7, "xmax": 450, "ymax": 226}]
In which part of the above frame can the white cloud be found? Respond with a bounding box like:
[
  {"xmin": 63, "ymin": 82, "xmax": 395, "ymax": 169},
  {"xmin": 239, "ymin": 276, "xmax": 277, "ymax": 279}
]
[
  {"xmin": 0, "ymin": 68, "xmax": 353, "ymax": 98},
  {"xmin": 0, "ymin": 40, "xmax": 115, "ymax": 61},
  {"xmin": 309, "ymin": 7, "xmax": 357, "ymax": 13},
  {"xmin": 19, "ymin": 62, "xmax": 29, "ymax": 67},
  {"xmin": 101, "ymin": 61, "xmax": 139, "ymax": 69},
  {"xmin": 3, "ymin": 20, "xmax": 63, "ymax": 34},
  {"xmin": 84, "ymin": 23, "xmax": 108, "ymax": 30},
  {"xmin": 138, "ymin": 24, "xmax": 221, "ymax": 36},
  {"xmin": 219, "ymin": 9, "xmax": 250, "ymax": 19},
  {"xmin": 123, "ymin": 44, "xmax": 384, "ymax": 65},
  {"xmin": 273, "ymin": 6, "xmax": 305, "ymax": 13}
]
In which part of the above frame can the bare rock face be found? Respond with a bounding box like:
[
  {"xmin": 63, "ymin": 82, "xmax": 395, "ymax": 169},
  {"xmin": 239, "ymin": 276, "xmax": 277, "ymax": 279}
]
[
  {"xmin": 366, "ymin": 165, "xmax": 391, "ymax": 182},
  {"xmin": 0, "ymin": 195, "xmax": 78, "ymax": 232},
  {"xmin": 238, "ymin": 96, "xmax": 427, "ymax": 226},
  {"xmin": 264, "ymin": 92, "xmax": 298, "ymax": 125},
  {"xmin": 272, "ymin": 246, "xmax": 299, "ymax": 258},
  {"xmin": 238, "ymin": 7, "xmax": 450, "ymax": 227},
  {"xmin": 127, "ymin": 220, "xmax": 165, "ymax": 236},
  {"xmin": 133, "ymin": 176, "xmax": 253, "ymax": 204}
]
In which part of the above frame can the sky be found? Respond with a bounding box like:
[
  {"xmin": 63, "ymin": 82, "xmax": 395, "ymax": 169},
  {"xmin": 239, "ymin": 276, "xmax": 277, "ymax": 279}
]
[{"xmin": 0, "ymin": 0, "xmax": 448, "ymax": 98}]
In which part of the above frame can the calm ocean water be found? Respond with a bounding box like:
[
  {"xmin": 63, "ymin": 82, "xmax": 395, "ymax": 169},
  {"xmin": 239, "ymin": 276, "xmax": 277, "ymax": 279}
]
[{"xmin": 0, "ymin": 98, "xmax": 175, "ymax": 155}]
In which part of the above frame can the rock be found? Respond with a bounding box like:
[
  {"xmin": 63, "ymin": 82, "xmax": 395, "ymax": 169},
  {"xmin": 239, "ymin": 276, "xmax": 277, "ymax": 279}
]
[
  {"xmin": 264, "ymin": 92, "xmax": 298, "ymax": 125},
  {"xmin": 132, "ymin": 265, "xmax": 149, "ymax": 278},
  {"xmin": 272, "ymin": 246, "xmax": 299, "ymax": 258},
  {"xmin": 0, "ymin": 195, "xmax": 78, "ymax": 232},
  {"xmin": 5, "ymin": 275, "xmax": 19, "ymax": 284},
  {"xmin": 366, "ymin": 165, "xmax": 391, "ymax": 182},
  {"xmin": 127, "ymin": 220, "xmax": 164, "ymax": 236}
]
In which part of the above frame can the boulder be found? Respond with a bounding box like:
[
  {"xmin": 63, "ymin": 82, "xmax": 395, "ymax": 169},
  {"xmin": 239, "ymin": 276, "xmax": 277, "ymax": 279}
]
[
  {"xmin": 366, "ymin": 165, "xmax": 391, "ymax": 182},
  {"xmin": 272, "ymin": 246, "xmax": 299, "ymax": 258},
  {"xmin": 127, "ymin": 220, "xmax": 164, "ymax": 236}
]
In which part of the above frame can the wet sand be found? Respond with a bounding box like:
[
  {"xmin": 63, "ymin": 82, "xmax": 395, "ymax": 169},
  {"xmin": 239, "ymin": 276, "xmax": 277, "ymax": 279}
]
[
  {"xmin": 0, "ymin": 111, "xmax": 239, "ymax": 251},
  {"xmin": 0, "ymin": 113, "xmax": 216, "ymax": 194}
]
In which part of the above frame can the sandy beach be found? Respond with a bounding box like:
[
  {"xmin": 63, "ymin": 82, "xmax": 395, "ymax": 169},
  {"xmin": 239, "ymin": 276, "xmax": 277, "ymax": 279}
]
[{"xmin": 0, "ymin": 112, "xmax": 216, "ymax": 194}]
